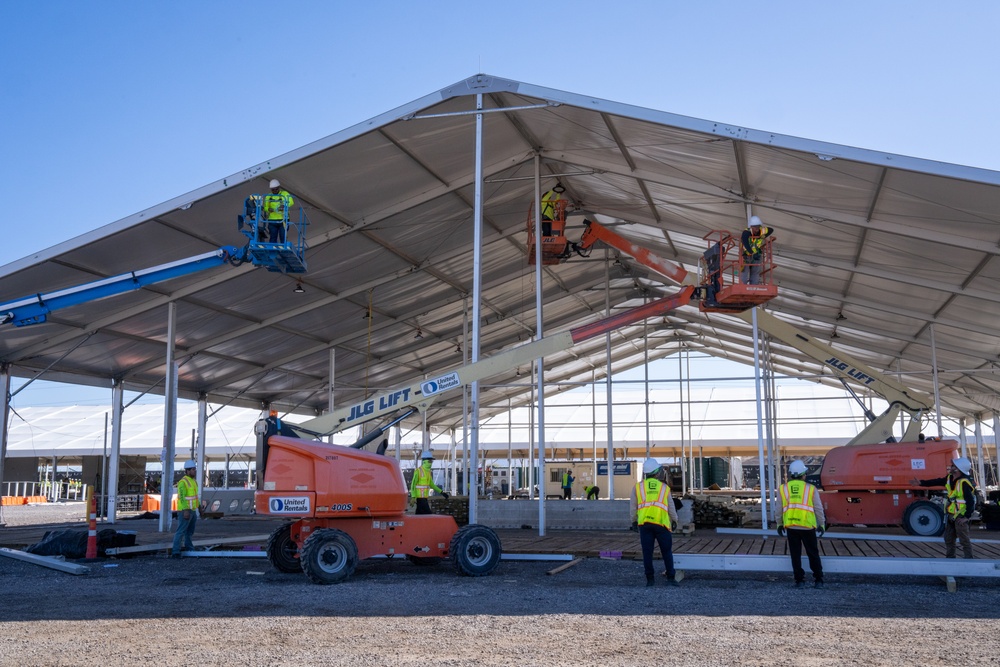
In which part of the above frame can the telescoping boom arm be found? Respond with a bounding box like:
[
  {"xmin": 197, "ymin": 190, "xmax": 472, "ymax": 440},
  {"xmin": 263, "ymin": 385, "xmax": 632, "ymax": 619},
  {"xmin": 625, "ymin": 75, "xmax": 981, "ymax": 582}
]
[
  {"xmin": 2, "ymin": 193, "xmax": 308, "ymax": 328},
  {"xmin": 292, "ymin": 286, "xmax": 699, "ymax": 438}
]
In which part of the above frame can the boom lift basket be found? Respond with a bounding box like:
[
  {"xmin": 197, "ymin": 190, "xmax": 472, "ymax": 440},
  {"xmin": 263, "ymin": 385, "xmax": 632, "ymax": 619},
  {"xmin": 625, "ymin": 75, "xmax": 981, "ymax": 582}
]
[
  {"xmin": 699, "ymin": 230, "xmax": 776, "ymax": 313},
  {"xmin": 526, "ymin": 199, "xmax": 570, "ymax": 265},
  {"xmin": 237, "ymin": 195, "xmax": 309, "ymax": 274}
]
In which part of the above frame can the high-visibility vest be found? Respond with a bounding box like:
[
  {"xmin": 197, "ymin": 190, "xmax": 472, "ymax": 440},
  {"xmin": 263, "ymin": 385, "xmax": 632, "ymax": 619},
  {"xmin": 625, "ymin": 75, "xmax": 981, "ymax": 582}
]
[
  {"xmin": 412, "ymin": 464, "xmax": 435, "ymax": 498},
  {"xmin": 263, "ymin": 190, "xmax": 294, "ymax": 222},
  {"xmin": 743, "ymin": 226, "xmax": 770, "ymax": 257},
  {"xmin": 541, "ymin": 190, "xmax": 563, "ymax": 220},
  {"xmin": 635, "ymin": 478, "xmax": 671, "ymax": 529},
  {"xmin": 562, "ymin": 472, "xmax": 572, "ymax": 488},
  {"xmin": 177, "ymin": 475, "xmax": 200, "ymax": 511},
  {"xmin": 780, "ymin": 479, "xmax": 818, "ymax": 529},
  {"xmin": 945, "ymin": 477, "xmax": 975, "ymax": 518}
]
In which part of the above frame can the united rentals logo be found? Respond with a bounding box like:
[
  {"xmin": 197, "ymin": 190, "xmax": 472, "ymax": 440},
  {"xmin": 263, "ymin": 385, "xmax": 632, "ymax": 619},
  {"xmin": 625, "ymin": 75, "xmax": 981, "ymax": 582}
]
[{"xmin": 268, "ymin": 496, "xmax": 311, "ymax": 514}]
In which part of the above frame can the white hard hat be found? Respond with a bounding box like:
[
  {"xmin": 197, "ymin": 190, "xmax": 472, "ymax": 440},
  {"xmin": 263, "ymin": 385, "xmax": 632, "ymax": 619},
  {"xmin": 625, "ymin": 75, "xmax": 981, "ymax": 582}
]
[
  {"xmin": 749, "ymin": 215, "xmax": 762, "ymax": 227},
  {"xmin": 952, "ymin": 457, "xmax": 972, "ymax": 475},
  {"xmin": 420, "ymin": 451, "xmax": 435, "ymax": 460},
  {"xmin": 269, "ymin": 179, "xmax": 281, "ymax": 189},
  {"xmin": 789, "ymin": 460, "xmax": 807, "ymax": 477},
  {"xmin": 642, "ymin": 458, "xmax": 661, "ymax": 475},
  {"xmin": 183, "ymin": 460, "xmax": 197, "ymax": 470}
]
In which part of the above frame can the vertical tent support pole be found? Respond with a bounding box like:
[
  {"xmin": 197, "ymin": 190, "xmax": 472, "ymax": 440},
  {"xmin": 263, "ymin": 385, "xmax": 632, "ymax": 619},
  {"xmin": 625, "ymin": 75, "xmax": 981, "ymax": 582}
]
[
  {"xmin": 0, "ymin": 363, "xmax": 10, "ymax": 526},
  {"xmin": 158, "ymin": 302, "xmax": 178, "ymax": 533},
  {"xmin": 468, "ymin": 92, "xmax": 484, "ymax": 523},
  {"xmin": 533, "ymin": 153, "xmax": 547, "ymax": 533}
]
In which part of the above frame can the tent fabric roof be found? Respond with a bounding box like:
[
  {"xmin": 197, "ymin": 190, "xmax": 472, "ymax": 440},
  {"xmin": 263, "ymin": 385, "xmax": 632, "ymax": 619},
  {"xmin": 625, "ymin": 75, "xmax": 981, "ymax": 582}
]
[{"xmin": 3, "ymin": 73, "xmax": 1000, "ymax": 436}]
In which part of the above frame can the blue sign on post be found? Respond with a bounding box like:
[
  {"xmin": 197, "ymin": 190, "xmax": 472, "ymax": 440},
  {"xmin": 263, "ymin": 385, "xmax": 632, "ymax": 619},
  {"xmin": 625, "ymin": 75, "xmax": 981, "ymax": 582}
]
[{"xmin": 597, "ymin": 461, "xmax": 633, "ymax": 476}]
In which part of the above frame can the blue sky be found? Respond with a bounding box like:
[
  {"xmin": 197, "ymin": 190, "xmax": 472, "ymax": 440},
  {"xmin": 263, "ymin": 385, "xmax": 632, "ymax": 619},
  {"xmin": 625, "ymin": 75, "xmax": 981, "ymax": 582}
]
[{"xmin": 2, "ymin": 0, "xmax": 997, "ymax": 407}]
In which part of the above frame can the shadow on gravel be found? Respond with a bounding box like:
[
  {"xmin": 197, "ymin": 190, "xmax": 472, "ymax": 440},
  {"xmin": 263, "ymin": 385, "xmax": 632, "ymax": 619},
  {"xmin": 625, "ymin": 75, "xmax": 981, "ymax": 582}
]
[{"xmin": 1, "ymin": 555, "xmax": 998, "ymax": 624}]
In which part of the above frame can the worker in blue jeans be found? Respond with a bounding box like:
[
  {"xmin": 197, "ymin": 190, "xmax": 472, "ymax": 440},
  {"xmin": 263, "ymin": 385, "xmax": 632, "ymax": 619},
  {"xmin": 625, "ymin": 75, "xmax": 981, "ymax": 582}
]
[
  {"xmin": 171, "ymin": 460, "xmax": 201, "ymax": 558},
  {"xmin": 631, "ymin": 458, "xmax": 679, "ymax": 587}
]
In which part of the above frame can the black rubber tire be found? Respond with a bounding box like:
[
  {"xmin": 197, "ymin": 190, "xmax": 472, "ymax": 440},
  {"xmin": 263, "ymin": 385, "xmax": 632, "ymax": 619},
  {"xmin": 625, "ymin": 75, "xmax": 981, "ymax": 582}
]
[
  {"xmin": 266, "ymin": 523, "xmax": 301, "ymax": 573},
  {"xmin": 405, "ymin": 554, "xmax": 442, "ymax": 567},
  {"xmin": 300, "ymin": 528, "xmax": 358, "ymax": 585},
  {"xmin": 903, "ymin": 500, "xmax": 945, "ymax": 537},
  {"xmin": 450, "ymin": 524, "xmax": 502, "ymax": 577}
]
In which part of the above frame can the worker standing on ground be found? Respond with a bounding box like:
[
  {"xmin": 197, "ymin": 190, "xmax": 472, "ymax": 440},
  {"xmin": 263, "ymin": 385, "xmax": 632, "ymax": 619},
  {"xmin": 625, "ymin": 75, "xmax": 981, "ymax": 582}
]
[
  {"xmin": 410, "ymin": 451, "xmax": 449, "ymax": 515},
  {"xmin": 540, "ymin": 183, "xmax": 566, "ymax": 237},
  {"xmin": 171, "ymin": 460, "xmax": 201, "ymax": 558},
  {"xmin": 630, "ymin": 458, "xmax": 679, "ymax": 587},
  {"xmin": 561, "ymin": 470, "xmax": 575, "ymax": 499},
  {"xmin": 911, "ymin": 457, "xmax": 977, "ymax": 559},
  {"xmin": 263, "ymin": 178, "xmax": 294, "ymax": 244},
  {"xmin": 740, "ymin": 215, "xmax": 773, "ymax": 285},
  {"xmin": 778, "ymin": 460, "xmax": 826, "ymax": 588},
  {"xmin": 585, "ymin": 484, "xmax": 600, "ymax": 500}
]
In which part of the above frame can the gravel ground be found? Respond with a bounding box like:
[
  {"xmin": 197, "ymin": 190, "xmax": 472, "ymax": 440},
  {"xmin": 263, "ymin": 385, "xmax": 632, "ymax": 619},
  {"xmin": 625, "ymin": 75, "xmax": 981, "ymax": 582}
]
[{"xmin": 2, "ymin": 504, "xmax": 999, "ymax": 666}]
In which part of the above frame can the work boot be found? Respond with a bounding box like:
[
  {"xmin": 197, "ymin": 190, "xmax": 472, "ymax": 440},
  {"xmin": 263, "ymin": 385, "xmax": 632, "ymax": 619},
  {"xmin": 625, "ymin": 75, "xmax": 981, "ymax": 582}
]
[
  {"xmin": 814, "ymin": 581, "xmax": 825, "ymax": 589},
  {"xmin": 666, "ymin": 578, "xmax": 680, "ymax": 587},
  {"xmin": 793, "ymin": 581, "xmax": 805, "ymax": 589},
  {"xmin": 646, "ymin": 577, "xmax": 655, "ymax": 587}
]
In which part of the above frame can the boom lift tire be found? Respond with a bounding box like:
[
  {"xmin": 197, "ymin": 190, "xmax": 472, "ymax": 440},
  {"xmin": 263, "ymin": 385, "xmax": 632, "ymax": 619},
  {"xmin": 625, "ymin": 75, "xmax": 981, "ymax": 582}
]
[
  {"xmin": 300, "ymin": 528, "xmax": 359, "ymax": 585},
  {"xmin": 902, "ymin": 500, "xmax": 945, "ymax": 537},
  {"xmin": 450, "ymin": 524, "xmax": 502, "ymax": 577},
  {"xmin": 266, "ymin": 523, "xmax": 301, "ymax": 573}
]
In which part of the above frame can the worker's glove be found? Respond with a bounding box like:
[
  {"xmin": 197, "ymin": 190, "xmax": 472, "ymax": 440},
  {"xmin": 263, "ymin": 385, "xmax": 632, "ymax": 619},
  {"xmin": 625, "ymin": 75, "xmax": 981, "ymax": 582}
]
[
  {"xmin": 441, "ymin": 492, "xmax": 451, "ymax": 500},
  {"xmin": 630, "ymin": 521, "xmax": 638, "ymax": 532},
  {"xmin": 182, "ymin": 509, "xmax": 192, "ymax": 520},
  {"xmin": 776, "ymin": 524, "xmax": 785, "ymax": 537},
  {"xmin": 816, "ymin": 525, "xmax": 825, "ymax": 538}
]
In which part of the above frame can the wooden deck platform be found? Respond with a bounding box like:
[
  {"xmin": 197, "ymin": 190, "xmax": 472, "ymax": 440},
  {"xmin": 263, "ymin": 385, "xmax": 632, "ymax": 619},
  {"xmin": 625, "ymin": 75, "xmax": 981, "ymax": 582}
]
[{"xmin": 3, "ymin": 516, "xmax": 999, "ymax": 563}]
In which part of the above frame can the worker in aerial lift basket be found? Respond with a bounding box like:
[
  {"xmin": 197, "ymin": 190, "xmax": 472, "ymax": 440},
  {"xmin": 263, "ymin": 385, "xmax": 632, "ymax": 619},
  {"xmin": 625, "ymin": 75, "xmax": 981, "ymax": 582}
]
[
  {"xmin": 539, "ymin": 183, "xmax": 566, "ymax": 236},
  {"xmin": 911, "ymin": 456, "xmax": 977, "ymax": 559},
  {"xmin": 739, "ymin": 215, "xmax": 773, "ymax": 285},
  {"xmin": 410, "ymin": 451, "xmax": 450, "ymax": 515},
  {"xmin": 630, "ymin": 458, "xmax": 679, "ymax": 587},
  {"xmin": 778, "ymin": 460, "xmax": 826, "ymax": 588},
  {"xmin": 263, "ymin": 179, "xmax": 294, "ymax": 244}
]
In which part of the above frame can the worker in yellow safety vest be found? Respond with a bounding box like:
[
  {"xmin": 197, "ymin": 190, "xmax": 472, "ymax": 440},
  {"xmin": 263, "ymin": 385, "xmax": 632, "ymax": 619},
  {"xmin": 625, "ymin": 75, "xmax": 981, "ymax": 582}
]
[
  {"xmin": 561, "ymin": 470, "xmax": 575, "ymax": 499},
  {"xmin": 263, "ymin": 178, "xmax": 294, "ymax": 244},
  {"xmin": 778, "ymin": 460, "xmax": 826, "ymax": 588},
  {"xmin": 171, "ymin": 460, "xmax": 201, "ymax": 558},
  {"xmin": 739, "ymin": 215, "xmax": 774, "ymax": 285},
  {"xmin": 630, "ymin": 458, "xmax": 679, "ymax": 587},
  {"xmin": 540, "ymin": 183, "xmax": 566, "ymax": 236},
  {"xmin": 584, "ymin": 484, "xmax": 600, "ymax": 500},
  {"xmin": 410, "ymin": 451, "xmax": 450, "ymax": 515},
  {"xmin": 912, "ymin": 456, "xmax": 977, "ymax": 558}
]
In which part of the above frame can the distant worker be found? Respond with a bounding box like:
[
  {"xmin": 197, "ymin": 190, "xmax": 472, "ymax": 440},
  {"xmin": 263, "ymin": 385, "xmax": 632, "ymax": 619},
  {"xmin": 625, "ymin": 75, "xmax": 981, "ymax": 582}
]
[
  {"xmin": 410, "ymin": 451, "xmax": 450, "ymax": 515},
  {"xmin": 631, "ymin": 458, "xmax": 679, "ymax": 587},
  {"xmin": 263, "ymin": 179, "xmax": 294, "ymax": 244},
  {"xmin": 740, "ymin": 215, "xmax": 774, "ymax": 285},
  {"xmin": 918, "ymin": 432, "xmax": 926, "ymax": 443},
  {"xmin": 171, "ymin": 460, "xmax": 201, "ymax": 559},
  {"xmin": 585, "ymin": 484, "xmax": 600, "ymax": 500},
  {"xmin": 911, "ymin": 457, "xmax": 977, "ymax": 559},
  {"xmin": 777, "ymin": 460, "xmax": 826, "ymax": 588},
  {"xmin": 561, "ymin": 470, "xmax": 575, "ymax": 500},
  {"xmin": 540, "ymin": 183, "xmax": 566, "ymax": 236}
]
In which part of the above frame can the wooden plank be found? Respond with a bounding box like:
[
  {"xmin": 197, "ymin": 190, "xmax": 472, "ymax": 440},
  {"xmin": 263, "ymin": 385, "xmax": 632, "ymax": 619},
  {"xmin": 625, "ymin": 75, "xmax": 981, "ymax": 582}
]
[
  {"xmin": 106, "ymin": 533, "xmax": 271, "ymax": 555},
  {"xmin": 547, "ymin": 558, "xmax": 586, "ymax": 575}
]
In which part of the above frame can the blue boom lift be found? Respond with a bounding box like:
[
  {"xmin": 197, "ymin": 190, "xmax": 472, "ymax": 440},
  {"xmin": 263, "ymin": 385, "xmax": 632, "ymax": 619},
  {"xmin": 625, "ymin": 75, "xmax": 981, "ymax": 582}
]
[{"xmin": 1, "ymin": 195, "xmax": 308, "ymax": 327}]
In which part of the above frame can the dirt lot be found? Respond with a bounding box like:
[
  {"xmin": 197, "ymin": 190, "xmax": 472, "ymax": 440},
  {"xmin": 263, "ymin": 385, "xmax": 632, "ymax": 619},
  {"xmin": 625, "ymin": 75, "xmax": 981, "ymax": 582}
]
[{"xmin": 1, "ymin": 505, "xmax": 999, "ymax": 666}]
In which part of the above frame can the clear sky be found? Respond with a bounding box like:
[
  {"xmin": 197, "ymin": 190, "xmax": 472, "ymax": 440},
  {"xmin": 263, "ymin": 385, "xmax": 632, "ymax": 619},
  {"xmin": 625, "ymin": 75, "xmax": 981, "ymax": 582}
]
[{"xmin": 2, "ymin": 0, "xmax": 998, "ymax": 407}]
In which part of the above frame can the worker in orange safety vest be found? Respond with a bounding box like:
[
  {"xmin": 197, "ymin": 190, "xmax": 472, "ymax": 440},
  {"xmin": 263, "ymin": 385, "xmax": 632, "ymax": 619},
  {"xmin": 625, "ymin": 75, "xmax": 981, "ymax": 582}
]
[{"xmin": 778, "ymin": 459, "xmax": 826, "ymax": 588}]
